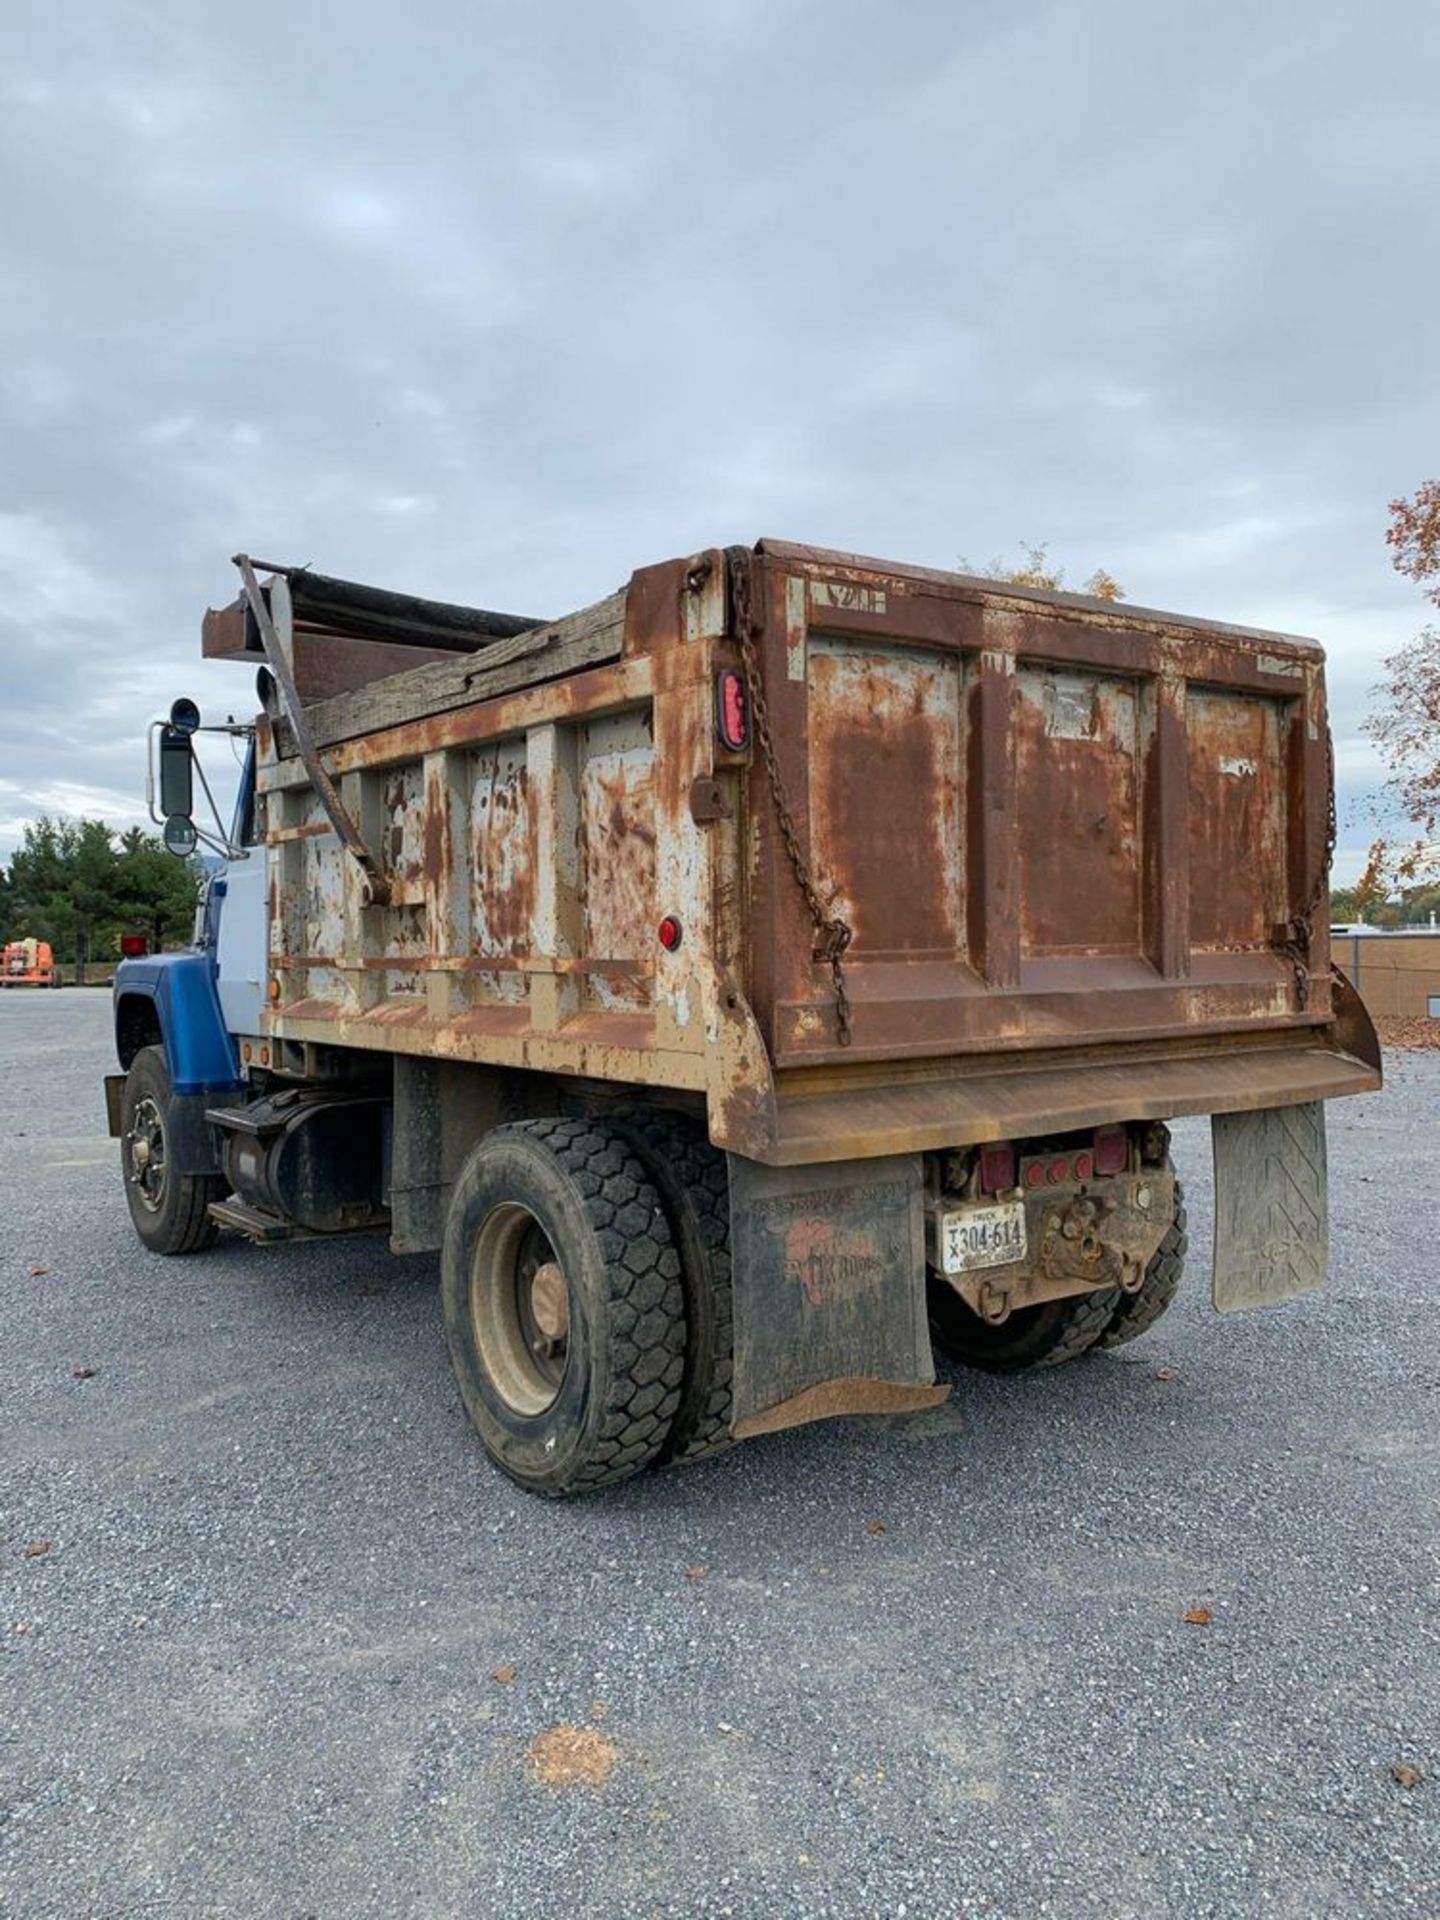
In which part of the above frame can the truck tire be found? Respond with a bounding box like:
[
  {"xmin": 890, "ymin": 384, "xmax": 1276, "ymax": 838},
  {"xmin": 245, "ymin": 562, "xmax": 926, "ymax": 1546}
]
[
  {"xmin": 120, "ymin": 1046, "xmax": 222, "ymax": 1255},
  {"xmin": 928, "ymin": 1278, "xmax": 1122, "ymax": 1374},
  {"xmin": 442, "ymin": 1119, "xmax": 687, "ymax": 1497},
  {"xmin": 1096, "ymin": 1184, "xmax": 1187, "ymax": 1350},
  {"xmin": 613, "ymin": 1111, "xmax": 734, "ymax": 1465}
]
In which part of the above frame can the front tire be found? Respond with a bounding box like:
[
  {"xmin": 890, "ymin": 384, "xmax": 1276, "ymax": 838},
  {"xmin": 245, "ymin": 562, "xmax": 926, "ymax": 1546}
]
[
  {"xmin": 442, "ymin": 1119, "xmax": 687, "ymax": 1497},
  {"xmin": 120, "ymin": 1046, "xmax": 222, "ymax": 1254}
]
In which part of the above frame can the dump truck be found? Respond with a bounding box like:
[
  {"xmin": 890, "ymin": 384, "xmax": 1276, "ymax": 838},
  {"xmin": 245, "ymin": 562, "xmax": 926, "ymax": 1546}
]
[
  {"xmin": 104, "ymin": 541, "xmax": 1382, "ymax": 1496},
  {"xmin": 2, "ymin": 939, "xmax": 60, "ymax": 988}
]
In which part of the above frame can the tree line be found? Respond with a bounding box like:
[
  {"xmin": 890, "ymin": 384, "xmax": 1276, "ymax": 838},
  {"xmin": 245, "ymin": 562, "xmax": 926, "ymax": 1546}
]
[{"xmin": 0, "ymin": 819, "xmax": 202, "ymax": 982}]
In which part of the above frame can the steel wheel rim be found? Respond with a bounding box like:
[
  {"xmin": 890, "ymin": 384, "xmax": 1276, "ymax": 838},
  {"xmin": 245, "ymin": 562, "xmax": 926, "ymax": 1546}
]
[
  {"xmin": 470, "ymin": 1203, "xmax": 571, "ymax": 1416},
  {"xmin": 126, "ymin": 1095, "xmax": 168, "ymax": 1213}
]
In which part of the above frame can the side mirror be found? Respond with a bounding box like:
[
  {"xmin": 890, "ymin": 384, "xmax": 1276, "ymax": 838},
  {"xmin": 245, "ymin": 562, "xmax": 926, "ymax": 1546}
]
[
  {"xmin": 158, "ymin": 725, "xmax": 194, "ymax": 823},
  {"xmin": 163, "ymin": 814, "xmax": 198, "ymax": 856}
]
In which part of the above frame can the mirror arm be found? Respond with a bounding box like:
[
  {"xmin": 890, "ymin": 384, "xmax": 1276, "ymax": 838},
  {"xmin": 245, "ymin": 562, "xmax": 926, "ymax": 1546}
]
[{"xmin": 191, "ymin": 749, "xmax": 250, "ymax": 862}]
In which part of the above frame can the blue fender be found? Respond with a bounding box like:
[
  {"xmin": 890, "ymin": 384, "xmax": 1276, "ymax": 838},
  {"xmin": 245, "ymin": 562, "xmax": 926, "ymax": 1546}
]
[{"xmin": 113, "ymin": 952, "xmax": 245, "ymax": 1095}]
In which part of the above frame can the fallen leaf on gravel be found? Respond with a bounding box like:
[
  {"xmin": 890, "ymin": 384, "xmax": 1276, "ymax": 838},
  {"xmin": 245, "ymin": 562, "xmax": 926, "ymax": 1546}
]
[
  {"xmin": 1155, "ymin": 1366, "xmax": 1176, "ymax": 1381},
  {"xmin": 864, "ymin": 1520, "xmax": 887, "ymax": 1536},
  {"xmin": 589, "ymin": 1699, "xmax": 609, "ymax": 1720},
  {"xmin": 23, "ymin": 1541, "xmax": 52, "ymax": 1560},
  {"xmin": 1181, "ymin": 1607, "xmax": 1213, "ymax": 1626},
  {"xmin": 71, "ymin": 1366, "xmax": 97, "ymax": 1381},
  {"xmin": 1391, "ymin": 1761, "xmax": 1424, "ymax": 1789},
  {"xmin": 490, "ymin": 1663, "xmax": 516, "ymax": 1684},
  {"xmin": 28, "ymin": 1265, "xmax": 48, "ymax": 1278},
  {"xmin": 12, "ymin": 1621, "xmax": 32, "ymax": 1635},
  {"xmin": 527, "ymin": 1724, "xmax": 619, "ymax": 1789},
  {"xmin": 683, "ymin": 1565, "xmax": 708, "ymax": 1581}
]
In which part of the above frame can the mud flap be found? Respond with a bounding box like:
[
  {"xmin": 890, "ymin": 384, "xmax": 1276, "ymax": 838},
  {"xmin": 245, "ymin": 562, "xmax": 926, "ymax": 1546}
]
[
  {"xmin": 1211, "ymin": 1101, "xmax": 1328, "ymax": 1312},
  {"xmin": 726, "ymin": 1151, "xmax": 948, "ymax": 1440}
]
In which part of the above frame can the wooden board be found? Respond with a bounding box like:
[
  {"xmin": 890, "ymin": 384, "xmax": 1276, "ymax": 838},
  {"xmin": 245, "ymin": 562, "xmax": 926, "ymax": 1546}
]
[{"xmin": 294, "ymin": 590, "xmax": 628, "ymax": 750}]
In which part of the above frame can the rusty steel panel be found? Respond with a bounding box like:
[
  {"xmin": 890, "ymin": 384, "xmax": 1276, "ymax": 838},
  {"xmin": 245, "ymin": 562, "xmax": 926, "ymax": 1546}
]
[
  {"xmin": 1014, "ymin": 667, "xmax": 1141, "ymax": 957},
  {"xmin": 380, "ymin": 762, "xmax": 427, "ymax": 900},
  {"xmin": 1186, "ymin": 689, "xmax": 1288, "ymax": 949},
  {"xmin": 469, "ymin": 736, "xmax": 532, "ymax": 1003},
  {"xmin": 805, "ymin": 637, "xmax": 964, "ymax": 957},
  {"xmin": 741, "ymin": 546, "xmax": 1342, "ymax": 1074},
  {"xmin": 579, "ymin": 712, "xmax": 656, "ymax": 1014}
]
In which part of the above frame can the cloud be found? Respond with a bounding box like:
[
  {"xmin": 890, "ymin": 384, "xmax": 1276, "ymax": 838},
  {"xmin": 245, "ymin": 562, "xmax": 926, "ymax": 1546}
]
[{"xmin": 0, "ymin": 0, "xmax": 1436, "ymax": 886}]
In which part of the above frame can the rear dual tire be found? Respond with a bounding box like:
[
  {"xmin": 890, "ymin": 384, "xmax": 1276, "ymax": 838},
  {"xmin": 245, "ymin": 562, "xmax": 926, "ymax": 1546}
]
[
  {"xmin": 442, "ymin": 1119, "xmax": 689, "ymax": 1498},
  {"xmin": 612, "ymin": 1112, "xmax": 735, "ymax": 1466},
  {"xmin": 929, "ymin": 1180, "xmax": 1187, "ymax": 1373}
]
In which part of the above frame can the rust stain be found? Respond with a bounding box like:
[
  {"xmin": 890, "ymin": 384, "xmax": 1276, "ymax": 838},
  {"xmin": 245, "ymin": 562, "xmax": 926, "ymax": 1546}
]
[
  {"xmin": 471, "ymin": 741, "xmax": 534, "ymax": 965},
  {"xmin": 581, "ymin": 716, "xmax": 656, "ymax": 1012}
]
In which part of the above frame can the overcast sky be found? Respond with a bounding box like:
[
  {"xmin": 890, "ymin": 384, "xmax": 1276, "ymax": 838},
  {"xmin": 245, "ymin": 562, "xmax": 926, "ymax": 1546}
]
[{"xmin": 2, "ymin": 0, "xmax": 1437, "ymax": 880}]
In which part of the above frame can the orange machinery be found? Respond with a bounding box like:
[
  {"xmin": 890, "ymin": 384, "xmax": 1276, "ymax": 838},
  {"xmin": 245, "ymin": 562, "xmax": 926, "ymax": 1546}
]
[{"xmin": 0, "ymin": 939, "xmax": 61, "ymax": 988}]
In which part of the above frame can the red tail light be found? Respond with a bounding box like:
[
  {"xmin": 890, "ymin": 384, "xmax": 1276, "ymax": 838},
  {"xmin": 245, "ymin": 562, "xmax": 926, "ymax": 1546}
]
[
  {"xmin": 1094, "ymin": 1126, "xmax": 1128, "ymax": 1175},
  {"xmin": 657, "ymin": 915, "xmax": 683, "ymax": 952},
  {"xmin": 1048, "ymin": 1156, "xmax": 1070, "ymax": 1185},
  {"xmin": 978, "ymin": 1142, "xmax": 1015, "ymax": 1193},
  {"xmin": 120, "ymin": 933, "xmax": 148, "ymax": 958},
  {"xmin": 716, "ymin": 670, "xmax": 749, "ymax": 751}
]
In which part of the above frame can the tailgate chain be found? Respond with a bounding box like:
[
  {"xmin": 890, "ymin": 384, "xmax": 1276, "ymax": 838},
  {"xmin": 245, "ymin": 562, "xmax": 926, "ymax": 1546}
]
[
  {"xmin": 1283, "ymin": 723, "xmax": 1337, "ymax": 1009},
  {"xmin": 726, "ymin": 548, "xmax": 853, "ymax": 1047}
]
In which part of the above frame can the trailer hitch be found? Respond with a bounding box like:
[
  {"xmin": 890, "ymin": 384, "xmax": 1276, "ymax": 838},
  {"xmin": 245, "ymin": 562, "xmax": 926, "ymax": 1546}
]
[{"xmin": 232, "ymin": 554, "xmax": 392, "ymax": 907}]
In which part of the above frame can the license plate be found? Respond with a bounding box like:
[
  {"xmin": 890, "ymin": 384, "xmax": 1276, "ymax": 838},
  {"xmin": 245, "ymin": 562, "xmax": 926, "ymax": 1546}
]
[{"xmin": 935, "ymin": 1200, "xmax": 1027, "ymax": 1275}]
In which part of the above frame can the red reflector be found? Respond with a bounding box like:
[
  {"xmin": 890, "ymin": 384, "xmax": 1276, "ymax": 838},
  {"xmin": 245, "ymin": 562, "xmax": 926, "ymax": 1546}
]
[
  {"xmin": 1024, "ymin": 1162, "xmax": 1046, "ymax": 1189},
  {"xmin": 120, "ymin": 933, "xmax": 148, "ymax": 957},
  {"xmin": 1047, "ymin": 1157, "xmax": 1069, "ymax": 1185},
  {"xmin": 657, "ymin": 915, "xmax": 683, "ymax": 952},
  {"xmin": 978, "ymin": 1142, "xmax": 1015, "ymax": 1194},
  {"xmin": 1094, "ymin": 1127, "xmax": 1128, "ymax": 1175},
  {"xmin": 1073, "ymin": 1150, "xmax": 1094, "ymax": 1182},
  {"xmin": 716, "ymin": 670, "xmax": 749, "ymax": 751}
]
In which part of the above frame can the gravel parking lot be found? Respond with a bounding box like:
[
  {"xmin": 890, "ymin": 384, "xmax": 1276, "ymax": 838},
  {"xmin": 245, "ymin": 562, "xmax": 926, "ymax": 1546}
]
[{"xmin": 2, "ymin": 990, "xmax": 1436, "ymax": 1919}]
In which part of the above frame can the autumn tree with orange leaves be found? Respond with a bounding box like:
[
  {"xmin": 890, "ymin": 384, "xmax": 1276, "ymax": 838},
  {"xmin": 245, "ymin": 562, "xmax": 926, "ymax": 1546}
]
[
  {"xmin": 962, "ymin": 542, "xmax": 1125, "ymax": 602},
  {"xmin": 1359, "ymin": 481, "xmax": 1440, "ymax": 904}
]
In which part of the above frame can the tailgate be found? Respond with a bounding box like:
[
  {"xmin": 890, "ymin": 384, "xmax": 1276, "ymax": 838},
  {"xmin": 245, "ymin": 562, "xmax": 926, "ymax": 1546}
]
[{"xmin": 741, "ymin": 542, "xmax": 1334, "ymax": 1068}]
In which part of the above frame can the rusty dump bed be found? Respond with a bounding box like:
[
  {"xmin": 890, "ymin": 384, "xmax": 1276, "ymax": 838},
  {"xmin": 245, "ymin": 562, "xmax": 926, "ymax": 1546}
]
[{"xmin": 249, "ymin": 540, "xmax": 1380, "ymax": 1163}]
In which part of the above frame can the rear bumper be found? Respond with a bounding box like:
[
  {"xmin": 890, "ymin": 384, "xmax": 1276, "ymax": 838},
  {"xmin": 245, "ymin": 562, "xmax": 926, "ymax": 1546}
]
[
  {"xmin": 758, "ymin": 1038, "xmax": 1379, "ymax": 1166},
  {"xmin": 713, "ymin": 973, "xmax": 1382, "ymax": 1166}
]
